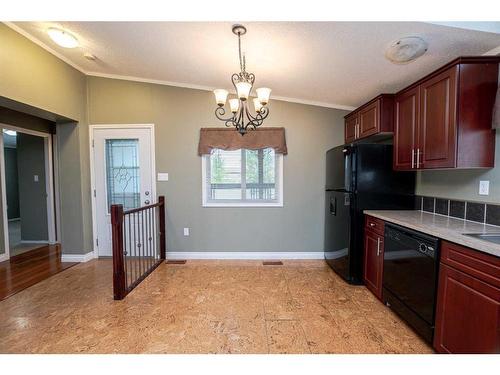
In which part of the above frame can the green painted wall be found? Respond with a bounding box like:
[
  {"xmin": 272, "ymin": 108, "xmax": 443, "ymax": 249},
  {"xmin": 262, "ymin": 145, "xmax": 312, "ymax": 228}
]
[
  {"xmin": 17, "ymin": 133, "xmax": 48, "ymax": 241},
  {"xmin": 0, "ymin": 24, "xmax": 92, "ymax": 255},
  {"xmin": 87, "ymin": 76, "xmax": 348, "ymax": 252}
]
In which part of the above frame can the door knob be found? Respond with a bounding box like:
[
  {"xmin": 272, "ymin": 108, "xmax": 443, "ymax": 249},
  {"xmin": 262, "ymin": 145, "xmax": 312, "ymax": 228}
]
[
  {"xmin": 144, "ymin": 200, "xmax": 150, "ymax": 205},
  {"xmin": 145, "ymin": 191, "xmax": 150, "ymax": 196}
]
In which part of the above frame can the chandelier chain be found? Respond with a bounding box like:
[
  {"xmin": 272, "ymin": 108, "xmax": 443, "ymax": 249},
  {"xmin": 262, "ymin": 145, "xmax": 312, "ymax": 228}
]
[{"xmin": 238, "ymin": 33, "xmax": 246, "ymax": 73}]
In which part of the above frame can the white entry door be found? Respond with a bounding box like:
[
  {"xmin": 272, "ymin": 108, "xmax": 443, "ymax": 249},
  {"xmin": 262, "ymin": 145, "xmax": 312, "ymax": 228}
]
[{"xmin": 92, "ymin": 126, "xmax": 154, "ymax": 257}]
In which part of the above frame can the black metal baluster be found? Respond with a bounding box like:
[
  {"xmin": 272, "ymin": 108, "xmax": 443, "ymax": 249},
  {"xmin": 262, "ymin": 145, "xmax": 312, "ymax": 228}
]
[
  {"xmin": 123, "ymin": 215, "xmax": 128, "ymax": 289},
  {"xmin": 154, "ymin": 207, "xmax": 158, "ymax": 260},
  {"xmin": 134, "ymin": 212, "xmax": 138, "ymax": 283},
  {"xmin": 149, "ymin": 207, "xmax": 153, "ymax": 267},
  {"xmin": 146, "ymin": 207, "xmax": 150, "ymax": 270},
  {"xmin": 140, "ymin": 210, "xmax": 144, "ymax": 275}
]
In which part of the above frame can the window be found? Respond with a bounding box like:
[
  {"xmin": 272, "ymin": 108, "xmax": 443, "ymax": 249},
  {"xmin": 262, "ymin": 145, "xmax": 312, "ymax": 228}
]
[
  {"xmin": 202, "ymin": 148, "xmax": 283, "ymax": 207},
  {"xmin": 105, "ymin": 139, "xmax": 140, "ymax": 212}
]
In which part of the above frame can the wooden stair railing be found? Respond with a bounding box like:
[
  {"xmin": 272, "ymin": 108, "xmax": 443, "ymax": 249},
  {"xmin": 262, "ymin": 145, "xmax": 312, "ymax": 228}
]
[{"xmin": 111, "ymin": 196, "xmax": 166, "ymax": 300}]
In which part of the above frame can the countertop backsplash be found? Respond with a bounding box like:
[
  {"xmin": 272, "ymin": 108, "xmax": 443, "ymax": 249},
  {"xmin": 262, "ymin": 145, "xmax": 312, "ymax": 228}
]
[{"xmin": 414, "ymin": 195, "xmax": 500, "ymax": 227}]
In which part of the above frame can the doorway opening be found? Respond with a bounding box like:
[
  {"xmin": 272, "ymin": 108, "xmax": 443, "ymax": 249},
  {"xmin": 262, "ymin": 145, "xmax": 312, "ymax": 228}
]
[{"xmin": 0, "ymin": 125, "xmax": 56, "ymax": 260}]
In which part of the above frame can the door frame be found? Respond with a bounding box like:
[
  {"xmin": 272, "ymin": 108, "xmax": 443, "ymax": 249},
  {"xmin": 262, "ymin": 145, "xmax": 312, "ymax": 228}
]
[
  {"xmin": 0, "ymin": 124, "xmax": 57, "ymax": 262},
  {"xmin": 89, "ymin": 124, "xmax": 156, "ymax": 258}
]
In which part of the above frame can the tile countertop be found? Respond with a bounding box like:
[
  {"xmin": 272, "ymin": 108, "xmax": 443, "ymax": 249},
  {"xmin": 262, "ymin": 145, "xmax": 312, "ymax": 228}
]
[{"xmin": 363, "ymin": 210, "xmax": 500, "ymax": 258}]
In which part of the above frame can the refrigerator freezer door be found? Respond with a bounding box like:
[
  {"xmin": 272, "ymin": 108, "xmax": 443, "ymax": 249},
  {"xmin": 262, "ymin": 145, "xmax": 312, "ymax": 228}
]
[
  {"xmin": 325, "ymin": 146, "xmax": 352, "ymax": 192},
  {"xmin": 324, "ymin": 190, "xmax": 352, "ymax": 280}
]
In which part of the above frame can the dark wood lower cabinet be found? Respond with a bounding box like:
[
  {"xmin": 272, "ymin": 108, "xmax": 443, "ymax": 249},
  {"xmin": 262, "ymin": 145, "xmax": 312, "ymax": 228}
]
[
  {"xmin": 433, "ymin": 241, "xmax": 500, "ymax": 353},
  {"xmin": 363, "ymin": 228, "xmax": 384, "ymax": 300}
]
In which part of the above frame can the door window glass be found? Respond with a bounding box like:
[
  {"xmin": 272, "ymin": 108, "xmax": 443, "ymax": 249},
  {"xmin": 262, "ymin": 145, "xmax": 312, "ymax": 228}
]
[{"xmin": 105, "ymin": 139, "xmax": 140, "ymax": 212}]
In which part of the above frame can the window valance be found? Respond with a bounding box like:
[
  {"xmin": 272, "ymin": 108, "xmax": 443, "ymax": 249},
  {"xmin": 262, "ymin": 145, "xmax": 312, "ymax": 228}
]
[{"xmin": 198, "ymin": 127, "xmax": 287, "ymax": 155}]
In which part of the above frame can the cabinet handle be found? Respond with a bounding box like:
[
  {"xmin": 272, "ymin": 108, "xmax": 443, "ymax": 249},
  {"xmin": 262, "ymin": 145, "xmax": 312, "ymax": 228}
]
[
  {"xmin": 416, "ymin": 148, "xmax": 420, "ymax": 169},
  {"xmin": 377, "ymin": 238, "xmax": 381, "ymax": 256},
  {"xmin": 411, "ymin": 148, "xmax": 415, "ymax": 169},
  {"xmin": 369, "ymin": 222, "xmax": 375, "ymax": 227}
]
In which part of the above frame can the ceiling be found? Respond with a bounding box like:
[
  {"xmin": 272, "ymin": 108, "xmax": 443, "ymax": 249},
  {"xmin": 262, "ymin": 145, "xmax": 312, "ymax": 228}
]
[{"xmin": 8, "ymin": 21, "xmax": 500, "ymax": 109}]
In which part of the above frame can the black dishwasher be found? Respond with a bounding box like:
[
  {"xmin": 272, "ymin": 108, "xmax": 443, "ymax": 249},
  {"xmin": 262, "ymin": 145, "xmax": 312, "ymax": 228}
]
[{"xmin": 383, "ymin": 223, "xmax": 440, "ymax": 343}]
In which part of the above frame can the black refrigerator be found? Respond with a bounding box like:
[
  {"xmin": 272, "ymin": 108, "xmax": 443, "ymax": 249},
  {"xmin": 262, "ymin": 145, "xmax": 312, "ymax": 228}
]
[{"xmin": 324, "ymin": 144, "xmax": 415, "ymax": 284}]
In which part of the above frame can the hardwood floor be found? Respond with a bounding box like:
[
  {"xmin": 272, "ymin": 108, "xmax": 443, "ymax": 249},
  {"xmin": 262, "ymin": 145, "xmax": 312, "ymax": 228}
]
[
  {"xmin": 0, "ymin": 259, "xmax": 433, "ymax": 353},
  {"xmin": 0, "ymin": 244, "xmax": 77, "ymax": 301}
]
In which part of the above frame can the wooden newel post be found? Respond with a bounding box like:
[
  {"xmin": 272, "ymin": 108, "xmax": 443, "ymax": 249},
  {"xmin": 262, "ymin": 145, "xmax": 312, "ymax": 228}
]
[
  {"xmin": 111, "ymin": 204, "xmax": 126, "ymax": 300},
  {"xmin": 159, "ymin": 196, "xmax": 166, "ymax": 260}
]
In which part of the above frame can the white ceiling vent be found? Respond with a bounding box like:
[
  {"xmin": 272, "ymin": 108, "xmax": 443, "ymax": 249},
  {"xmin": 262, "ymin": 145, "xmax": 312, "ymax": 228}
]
[{"xmin": 385, "ymin": 36, "xmax": 428, "ymax": 64}]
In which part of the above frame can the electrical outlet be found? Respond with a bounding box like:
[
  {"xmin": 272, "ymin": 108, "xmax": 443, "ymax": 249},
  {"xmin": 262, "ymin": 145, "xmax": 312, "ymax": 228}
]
[
  {"xmin": 479, "ymin": 180, "xmax": 490, "ymax": 195},
  {"xmin": 183, "ymin": 228, "xmax": 190, "ymax": 236}
]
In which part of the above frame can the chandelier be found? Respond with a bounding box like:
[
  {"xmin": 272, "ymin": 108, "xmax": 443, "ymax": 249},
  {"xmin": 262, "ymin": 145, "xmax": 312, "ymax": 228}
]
[{"xmin": 213, "ymin": 24, "xmax": 271, "ymax": 135}]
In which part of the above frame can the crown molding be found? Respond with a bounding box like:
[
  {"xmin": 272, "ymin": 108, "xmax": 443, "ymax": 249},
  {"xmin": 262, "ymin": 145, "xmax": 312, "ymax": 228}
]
[
  {"xmin": 4, "ymin": 21, "xmax": 355, "ymax": 111},
  {"xmin": 87, "ymin": 71, "xmax": 355, "ymax": 110}
]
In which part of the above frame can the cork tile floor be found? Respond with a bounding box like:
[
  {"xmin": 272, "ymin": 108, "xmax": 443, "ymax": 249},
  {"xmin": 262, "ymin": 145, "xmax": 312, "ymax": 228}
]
[{"xmin": 0, "ymin": 259, "xmax": 432, "ymax": 354}]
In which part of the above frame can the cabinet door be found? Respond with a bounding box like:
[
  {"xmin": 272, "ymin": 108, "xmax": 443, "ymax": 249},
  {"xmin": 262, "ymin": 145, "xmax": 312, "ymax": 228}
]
[
  {"xmin": 394, "ymin": 86, "xmax": 419, "ymax": 170},
  {"xmin": 359, "ymin": 101, "xmax": 380, "ymax": 138},
  {"xmin": 419, "ymin": 66, "xmax": 458, "ymax": 168},
  {"xmin": 363, "ymin": 229, "xmax": 384, "ymax": 300},
  {"xmin": 434, "ymin": 263, "xmax": 500, "ymax": 354},
  {"xmin": 345, "ymin": 114, "xmax": 358, "ymax": 143}
]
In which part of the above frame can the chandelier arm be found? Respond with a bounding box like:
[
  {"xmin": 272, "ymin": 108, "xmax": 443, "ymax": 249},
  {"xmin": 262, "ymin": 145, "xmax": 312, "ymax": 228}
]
[
  {"xmin": 247, "ymin": 107, "xmax": 269, "ymax": 128},
  {"xmin": 215, "ymin": 106, "xmax": 236, "ymax": 122}
]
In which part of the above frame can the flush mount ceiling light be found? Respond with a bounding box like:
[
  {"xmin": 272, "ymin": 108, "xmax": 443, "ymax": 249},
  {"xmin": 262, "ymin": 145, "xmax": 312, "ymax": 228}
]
[
  {"xmin": 3, "ymin": 129, "xmax": 17, "ymax": 136},
  {"xmin": 385, "ymin": 36, "xmax": 428, "ymax": 64},
  {"xmin": 47, "ymin": 27, "xmax": 79, "ymax": 48},
  {"xmin": 213, "ymin": 24, "xmax": 271, "ymax": 135}
]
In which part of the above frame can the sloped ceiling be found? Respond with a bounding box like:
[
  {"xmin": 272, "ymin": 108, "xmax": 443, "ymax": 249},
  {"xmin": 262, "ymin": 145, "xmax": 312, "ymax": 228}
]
[{"xmin": 8, "ymin": 21, "xmax": 500, "ymax": 109}]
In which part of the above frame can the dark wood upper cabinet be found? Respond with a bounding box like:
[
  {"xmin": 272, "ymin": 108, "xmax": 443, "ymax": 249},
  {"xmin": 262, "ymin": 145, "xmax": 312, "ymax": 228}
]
[
  {"xmin": 394, "ymin": 56, "xmax": 499, "ymax": 170},
  {"xmin": 345, "ymin": 113, "xmax": 358, "ymax": 144},
  {"xmin": 419, "ymin": 66, "xmax": 458, "ymax": 169},
  {"xmin": 434, "ymin": 241, "xmax": 500, "ymax": 354},
  {"xmin": 359, "ymin": 100, "xmax": 380, "ymax": 138},
  {"xmin": 394, "ymin": 86, "xmax": 419, "ymax": 170},
  {"xmin": 344, "ymin": 94, "xmax": 394, "ymax": 144}
]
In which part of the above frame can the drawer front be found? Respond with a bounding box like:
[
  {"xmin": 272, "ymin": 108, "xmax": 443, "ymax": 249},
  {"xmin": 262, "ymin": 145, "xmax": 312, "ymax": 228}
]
[
  {"xmin": 365, "ymin": 215, "xmax": 385, "ymax": 235},
  {"xmin": 441, "ymin": 241, "xmax": 500, "ymax": 288}
]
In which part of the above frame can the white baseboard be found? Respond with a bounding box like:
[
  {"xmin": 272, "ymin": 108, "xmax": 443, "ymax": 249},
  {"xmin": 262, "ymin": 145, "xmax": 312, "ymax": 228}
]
[
  {"xmin": 0, "ymin": 253, "xmax": 8, "ymax": 262},
  {"xmin": 165, "ymin": 251, "xmax": 324, "ymax": 260},
  {"xmin": 61, "ymin": 252, "xmax": 95, "ymax": 263}
]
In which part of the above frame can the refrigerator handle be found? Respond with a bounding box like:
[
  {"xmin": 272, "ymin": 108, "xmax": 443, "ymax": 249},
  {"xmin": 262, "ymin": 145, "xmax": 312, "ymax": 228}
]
[{"xmin": 329, "ymin": 196, "xmax": 337, "ymax": 216}]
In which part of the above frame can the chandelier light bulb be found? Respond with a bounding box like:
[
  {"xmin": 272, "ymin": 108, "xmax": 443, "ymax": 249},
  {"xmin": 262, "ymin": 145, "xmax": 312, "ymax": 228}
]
[
  {"xmin": 256, "ymin": 88, "xmax": 272, "ymax": 105},
  {"xmin": 236, "ymin": 82, "xmax": 252, "ymax": 101},
  {"xmin": 229, "ymin": 98, "xmax": 240, "ymax": 113},
  {"xmin": 213, "ymin": 89, "xmax": 229, "ymax": 106},
  {"xmin": 253, "ymin": 98, "xmax": 263, "ymax": 113}
]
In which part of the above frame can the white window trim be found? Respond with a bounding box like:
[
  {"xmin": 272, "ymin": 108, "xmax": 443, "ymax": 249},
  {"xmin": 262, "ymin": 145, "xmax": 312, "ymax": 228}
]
[{"xmin": 201, "ymin": 151, "xmax": 284, "ymax": 208}]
